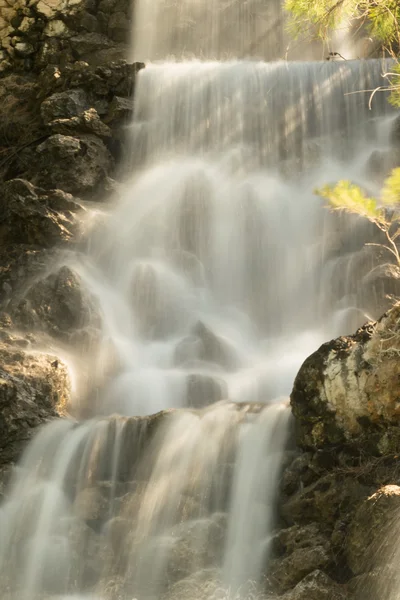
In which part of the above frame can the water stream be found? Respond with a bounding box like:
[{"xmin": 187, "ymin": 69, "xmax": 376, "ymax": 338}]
[{"xmin": 0, "ymin": 4, "xmax": 397, "ymax": 600}]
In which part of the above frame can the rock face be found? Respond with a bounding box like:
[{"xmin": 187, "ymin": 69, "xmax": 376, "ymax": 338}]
[
  {"xmin": 0, "ymin": 339, "xmax": 70, "ymax": 465},
  {"xmin": 291, "ymin": 302, "xmax": 400, "ymax": 453},
  {"xmin": 35, "ymin": 133, "xmax": 113, "ymax": 194},
  {"xmin": 0, "ymin": 178, "xmax": 82, "ymax": 246},
  {"xmin": 10, "ymin": 265, "xmax": 100, "ymax": 340},
  {"xmin": 346, "ymin": 485, "xmax": 400, "ymax": 576}
]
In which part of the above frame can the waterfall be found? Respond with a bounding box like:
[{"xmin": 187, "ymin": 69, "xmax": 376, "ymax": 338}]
[{"xmin": 0, "ymin": 3, "xmax": 396, "ymax": 599}]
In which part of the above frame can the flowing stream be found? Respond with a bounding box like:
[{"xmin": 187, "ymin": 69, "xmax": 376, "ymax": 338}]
[{"xmin": 0, "ymin": 3, "xmax": 397, "ymax": 599}]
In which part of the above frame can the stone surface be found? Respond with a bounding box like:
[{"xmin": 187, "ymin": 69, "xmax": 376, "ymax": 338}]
[
  {"xmin": 282, "ymin": 570, "xmax": 348, "ymax": 600},
  {"xmin": 270, "ymin": 524, "xmax": 331, "ymax": 592},
  {"xmin": 10, "ymin": 265, "xmax": 100, "ymax": 339},
  {"xmin": 0, "ymin": 178, "xmax": 82, "ymax": 247},
  {"xmin": 34, "ymin": 133, "xmax": 113, "ymax": 194},
  {"xmin": 291, "ymin": 302, "xmax": 400, "ymax": 453},
  {"xmin": 40, "ymin": 88, "xmax": 90, "ymax": 124},
  {"xmin": 0, "ymin": 341, "xmax": 70, "ymax": 465},
  {"xmin": 346, "ymin": 485, "xmax": 400, "ymax": 576},
  {"xmin": 50, "ymin": 107, "xmax": 112, "ymax": 138}
]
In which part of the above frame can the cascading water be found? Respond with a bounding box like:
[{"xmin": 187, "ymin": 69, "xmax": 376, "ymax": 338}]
[{"xmin": 0, "ymin": 3, "xmax": 396, "ymax": 600}]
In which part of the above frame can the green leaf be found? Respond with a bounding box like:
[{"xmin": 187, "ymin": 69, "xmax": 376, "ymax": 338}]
[
  {"xmin": 315, "ymin": 180, "xmax": 387, "ymax": 225},
  {"xmin": 382, "ymin": 167, "xmax": 400, "ymax": 206}
]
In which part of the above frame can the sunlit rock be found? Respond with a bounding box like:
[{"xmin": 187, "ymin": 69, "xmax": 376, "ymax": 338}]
[
  {"xmin": 291, "ymin": 302, "xmax": 400, "ymax": 453},
  {"xmin": 0, "ymin": 343, "xmax": 70, "ymax": 465}
]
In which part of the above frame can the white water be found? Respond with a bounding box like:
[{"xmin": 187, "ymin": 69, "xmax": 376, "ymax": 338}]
[{"xmin": 0, "ymin": 9, "xmax": 397, "ymax": 600}]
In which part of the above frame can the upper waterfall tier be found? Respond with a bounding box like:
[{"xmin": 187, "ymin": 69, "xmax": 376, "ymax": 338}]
[{"xmin": 131, "ymin": 59, "xmax": 393, "ymax": 169}]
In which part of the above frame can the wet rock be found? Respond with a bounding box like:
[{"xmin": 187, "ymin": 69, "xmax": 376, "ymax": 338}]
[
  {"xmin": 291, "ymin": 303, "xmax": 400, "ymax": 453},
  {"xmin": 40, "ymin": 88, "xmax": 90, "ymax": 124},
  {"xmin": 165, "ymin": 517, "xmax": 226, "ymax": 584},
  {"xmin": 0, "ymin": 342, "xmax": 70, "ymax": 465},
  {"xmin": 11, "ymin": 265, "xmax": 99, "ymax": 339},
  {"xmin": 346, "ymin": 485, "xmax": 400, "ymax": 576},
  {"xmin": 270, "ymin": 542, "xmax": 331, "ymax": 592},
  {"xmin": 361, "ymin": 263, "xmax": 400, "ymax": 313},
  {"xmin": 0, "ymin": 178, "xmax": 82, "ymax": 247},
  {"xmin": 193, "ymin": 321, "xmax": 241, "ymax": 371},
  {"xmin": 35, "ymin": 134, "xmax": 113, "ymax": 194},
  {"xmin": 282, "ymin": 570, "xmax": 348, "ymax": 600},
  {"xmin": 186, "ymin": 374, "xmax": 227, "ymax": 408},
  {"xmin": 366, "ymin": 148, "xmax": 400, "ymax": 181},
  {"xmin": 74, "ymin": 485, "xmax": 111, "ymax": 526}
]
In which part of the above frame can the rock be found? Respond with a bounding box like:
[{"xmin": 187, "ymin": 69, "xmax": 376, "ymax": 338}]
[
  {"xmin": 282, "ymin": 570, "xmax": 348, "ymax": 600},
  {"xmin": 280, "ymin": 452, "xmax": 325, "ymax": 496},
  {"xmin": 0, "ymin": 76, "xmax": 42, "ymax": 178},
  {"xmin": 291, "ymin": 303, "xmax": 400, "ymax": 453},
  {"xmin": 49, "ymin": 108, "xmax": 112, "ymax": 138},
  {"xmin": 346, "ymin": 485, "xmax": 400, "ymax": 576},
  {"xmin": 105, "ymin": 95, "xmax": 133, "ymax": 125},
  {"xmin": 192, "ymin": 321, "xmax": 241, "ymax": 371},
  {"xmin": 107, "ymin": 11, "xmax": 130, "ymax": 43},
  {"xmin": 11, "ymin": 265, "xmax": 100, "ymax": 339},
  {"xmin": 0, "ymin": 178, "xmax": 81, "ymax": 247},
  {"xmin": 280, "ymin": 472, "xmax": 370, "ymax": 530},
  {"xmin": 269, "ymin": 543, "xmax": 331, "ymax": 592},
  {"xmin": 35, "ymin": 134, "xmax": 113, "ymax": 194},
  {"xmin": 164, "ymin": 517, "xmax": 226, "ymax": 586},
  {"xmin": 272, "ymin": 523, "xmax": 331, "ymax": 556},
  {"xmin": 74, "ymin": 485, "xmax": 111, "ymax": 526},
  {"xmin": 360, "ymin": 263, "xmax": 400, "ymax": 314},
  {"xmin": 40, "ymin": 88, "xmax": 90, "ymax": 124},
  {"xmin": 0, "ymin": 342, "xmax": 70, "ymax": 465},
  {"xmin": 186, "ymin": 374, "xmax": 227, "ymax": 408},
  {"xmin": 69, "ymin": 32, "xmax": 114, "ymax": 60},
  {"xmin": 13, "ymin": 41, "xmax": 35, "ymax": 56},
  {"xmin": 366, "ymin": 148, "xmax": 400, "ymax": 181}
]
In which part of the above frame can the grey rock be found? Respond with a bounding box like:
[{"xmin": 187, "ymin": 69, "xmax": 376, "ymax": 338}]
[
  {"xmin": 35, "ymin": 134, "xmax": 113, "ymax": 194},
  {"xmin": 0, "ymin": 179, "xmax": 81, "ymax": 247},
  {"xmin": 11, "ymin": 265, "xmax": 100, "ymax": 340},
  {"xmin": 283, "ymin": 570, "xmax": 348, "ymax": 600},
  {"xmin": 49, "ymin": 108, "xmax": 112, "ymax": 138},
  {"xmin": 41, "ymin": 88, "xmax": 90, "ymax": 124}
]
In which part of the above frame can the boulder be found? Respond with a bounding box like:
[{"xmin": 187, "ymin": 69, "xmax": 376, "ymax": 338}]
[
  {"xmin": 40, "ymin": 88, "xmax": 90, "ymax": 124},
  {"xmin": 186, "ymin": 374, "xmax": 227, "ymax": 408},
  {"xmin": 192, "ymin": 321, "xmax": 241, "ymax": 371},
  {"xmin": 346, "ymin": 485, "xmax": 400, "ymax": 576},
  {"xmin": 34, "ymin": 134, "xmax": 113, "ymax": 194},
  {"xmin": 0, "ymin": 342, "xmax": 70, "ymax": 465},
  {"xmin": 282, "ymin": 570, "xmax": 348, "ymax": 600},
  {"xmin": 49, "ymin": 108, "xmax": 112, "ymax": 139},
  {"xmin": 291, "ymin": 303, "xmax": 400, "ymax": 454},
  {"xmin": 0, "ymin": 178, "xmax": 82, "ymax": 247},
  {"xmin": 11, "ymin": 265, "xmax": 100, "ymax": 340},
  {"xmin": 270, "ymin": 535, "xmax": 331, "ymax": 592}
]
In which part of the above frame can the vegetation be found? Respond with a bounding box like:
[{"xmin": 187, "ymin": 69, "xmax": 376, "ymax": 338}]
[
  {"xmin": 285, "ymin": 0, "xmax": 400, "ymax": 279},
  {"xmin": 316, "ymin": 170, "xmax": 400, "ymax": 268},
  {"xmin": 284, "ymin": 0, "xmax": 400, "ymax": 56}
]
